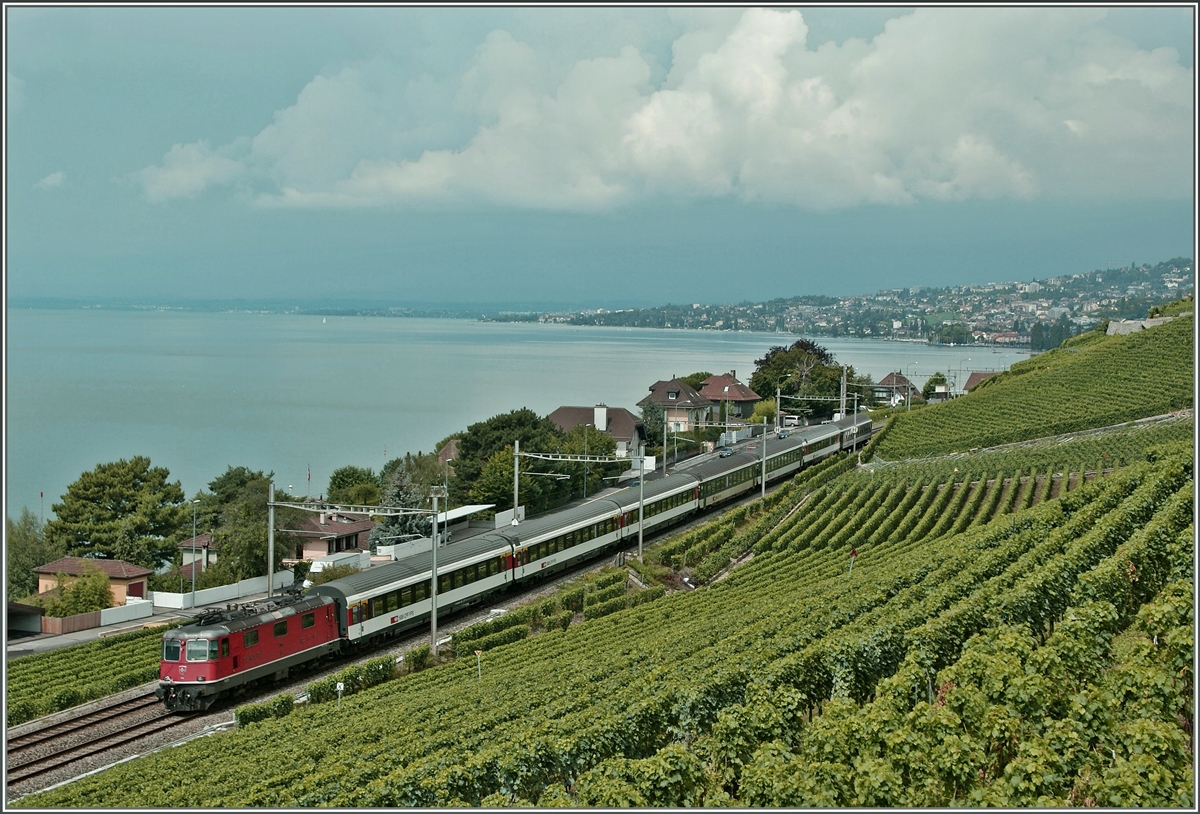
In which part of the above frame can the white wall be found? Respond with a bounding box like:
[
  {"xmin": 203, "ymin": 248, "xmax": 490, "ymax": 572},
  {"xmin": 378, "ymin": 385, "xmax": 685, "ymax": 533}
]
[
  {"xmin": 100, "ymin": 596, "xmax": 154, "ymax": 625},
  {"xmin": 151, "ymin": 569, "xmax": 294, "ymax": 610}
]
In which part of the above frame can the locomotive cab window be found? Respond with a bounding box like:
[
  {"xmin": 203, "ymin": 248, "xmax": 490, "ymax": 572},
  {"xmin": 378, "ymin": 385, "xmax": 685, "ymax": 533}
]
[
  {"xmin": 186, "ymin": 639, "xmax": 213, "ymax": 661},
  {"xmin": 273, "ymin": 620, "xmax": 288, "ymax": 638},
  {"xmin": 163, "ymin": 640, "xmax": 181, "ymax": 661}
]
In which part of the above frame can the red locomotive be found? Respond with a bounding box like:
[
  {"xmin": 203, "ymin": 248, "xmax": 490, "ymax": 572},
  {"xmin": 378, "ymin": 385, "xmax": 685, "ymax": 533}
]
[{"xmin": 156, "ymin": 594, "xmax": 342, "ymax": 712}]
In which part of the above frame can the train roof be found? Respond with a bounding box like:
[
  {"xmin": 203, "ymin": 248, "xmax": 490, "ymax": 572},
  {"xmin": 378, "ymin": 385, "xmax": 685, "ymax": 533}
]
[
  {"xmin": 308, "ymin": 530, "xmax": 511, "ymax": 601},
  {"xmin": 165, "ymin": 594, "xmax": 333, "ymax": 640},
  {"xmin": 609, "ymin": 472, "xmax": 701, "ymax": 512}
]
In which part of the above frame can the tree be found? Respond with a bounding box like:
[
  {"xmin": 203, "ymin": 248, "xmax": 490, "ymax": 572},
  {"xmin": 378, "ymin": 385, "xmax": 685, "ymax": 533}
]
[
  {"xmin": 748, "ymin": 398, "xmax": 777, "ymax": 425},
  {"xmin": 562, "ymin": 424, "xmax": 619, "ymax": 497},
  {"xmin": 46, "ymin": 456, "xmax": 185, "ymax": 568},
  {"xmin": 922, "ymin": 372, "xmax": 948, "ymax": 401},
  {"xmin": 370, "ymin": 456, "xmax": 435, "ymax": 550},
  {"xmin": 6, "ymin": 508, "xmax": 64, "ymax": 599},
  {"xmin": 25, "ymin": 565, "xmax": 114, "ymax": 617},
  {"xmin": 469, "ymin": 446, "xmax": 570, "ymax": 516},
  {"xmin": 679, "ymin": 371, "xmax": 713, "ymax": 391},
  {"xmin": 328, "ymin": 466, "xmax": 376, "ymax": 503},
  {"xmin": 450, "ymin": 408, "xmax": 565, "ymax": 506},
  {"xmin": 641, "ymin": 401, "xmax": 665, "ymax": 448}
]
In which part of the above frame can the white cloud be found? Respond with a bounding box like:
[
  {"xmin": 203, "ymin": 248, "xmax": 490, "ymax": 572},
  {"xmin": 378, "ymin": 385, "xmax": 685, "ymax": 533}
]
[
  {"xmin": 131, "ymin": 141, "xmax": 244, "ymax": 203},
  {"xmin": 35, "ymin": 171, "xmax": 65, "ymax": 189},
  {"xmin": 143, "ymin": 7, "xmax": 1194, "ymax": 210}
]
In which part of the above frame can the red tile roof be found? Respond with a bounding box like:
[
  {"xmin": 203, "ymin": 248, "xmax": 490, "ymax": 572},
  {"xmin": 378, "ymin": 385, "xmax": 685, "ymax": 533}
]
[
  {"xmin": 636, "ymin": 378, "xmax": 713, "ymax": 409},
  {"xmin": 296, "ymin": 513, "xmax": 375, "ymax": 538},
  {"xmin": 547, "ymin": 405, "xmax": 644, "ymax": 443},
  {"xmin": 963, "ymin": 371, "xmax": 998, "ymax": 392},
  {"xmin": 699, "ymin": 373, "xmax": 760, "ymax": 403},
  {"xmin": 177, "ymin": 532, "xmax": 219, "ymax": 551},
  {"xmin": 33, "ymin": 556, "xmax": 153, "ymax": 580}
]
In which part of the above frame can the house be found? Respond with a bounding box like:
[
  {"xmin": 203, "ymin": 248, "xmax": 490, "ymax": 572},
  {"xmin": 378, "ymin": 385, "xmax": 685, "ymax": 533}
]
[
  {"xmin": 547, "ymin": 404, "xmax": 645, "ymax": 458},
  {"xmin": 698, "ymin": 371, "xmax": 761, "ymax": 421},
  {"xmin": 874, "ymin": 373, "xmax": 923, "ymax": 406},
  {"xmin": 281, "ymin": 511, "xmax": 375, "ymax": 564},
  {"xmin": 963, "ymin": 371, "xmax": 998, "ymax": 393},
  {"xmin": 32, "ymin": 556, "xmax": 153, "ymax": 603},
  {"xmin": 178, "ymin": 531, "xmax": 219, "ymax": 573},
  {"xmin": 637, "ymin": 378, "xmax": 714, "ymax": 433}
]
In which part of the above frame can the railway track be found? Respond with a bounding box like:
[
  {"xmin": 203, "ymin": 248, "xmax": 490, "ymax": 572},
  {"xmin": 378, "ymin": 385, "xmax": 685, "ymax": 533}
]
[{"xmin": 5, "ymin": 692, "xmax": 198, "ymax": 790}]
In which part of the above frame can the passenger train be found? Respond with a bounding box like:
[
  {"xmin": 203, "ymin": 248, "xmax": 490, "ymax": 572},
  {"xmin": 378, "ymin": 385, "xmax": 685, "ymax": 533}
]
[{"xmin": 156, "ymin": 414, "xmax": 870, "ymax": 711}]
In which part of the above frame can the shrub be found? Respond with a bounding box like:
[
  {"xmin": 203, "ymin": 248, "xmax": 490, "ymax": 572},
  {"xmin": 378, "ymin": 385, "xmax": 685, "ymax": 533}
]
[
  {"xmin": 583, "ymin": 595, "xmax": 628, "ymax": 621},
  {"xmin": 407, "ymin": 643, "xmax": 432, "ymax": 671},
  {"xmin": 559, "ymin": 586, "xmax": 585, "ymax": 613},
  {"xmin": 236, "ymin": 693, "xmax": 294, "ymax": 727}
]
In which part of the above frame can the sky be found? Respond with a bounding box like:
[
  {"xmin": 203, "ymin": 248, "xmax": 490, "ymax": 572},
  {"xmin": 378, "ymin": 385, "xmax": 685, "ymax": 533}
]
[{"xmin": 5, "ymin": 5, "xmax": 1196, "ymax": 308}]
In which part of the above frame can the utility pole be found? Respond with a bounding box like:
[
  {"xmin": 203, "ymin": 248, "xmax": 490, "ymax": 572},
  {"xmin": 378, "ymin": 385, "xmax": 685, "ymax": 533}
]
[
  {"xmin": 840, "ymin": 366, "xmax": 847, "ymax": 420},
  {"xmin": 267, "ymin": 482, "xmax": 274, "ymax": 599},
  {"xmin": 430, "ymin": 485, "xmax": 446, "ymax": 655},
  {"xmin": 512, "ymin": 439, "xmax": 520, "ymax": 525}
]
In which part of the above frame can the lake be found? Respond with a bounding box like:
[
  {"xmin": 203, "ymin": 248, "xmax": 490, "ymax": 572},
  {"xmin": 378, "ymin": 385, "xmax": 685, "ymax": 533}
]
[{"xmin": 4, "ymin": 308, "xmax": 1029, "ymax": 513}]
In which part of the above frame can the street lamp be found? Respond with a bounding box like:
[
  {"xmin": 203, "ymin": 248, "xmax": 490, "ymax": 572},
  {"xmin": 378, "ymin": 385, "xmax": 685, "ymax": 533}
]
[{"xmin": 191, "ymin": 499, "xmax": 200, "ymax": 608}]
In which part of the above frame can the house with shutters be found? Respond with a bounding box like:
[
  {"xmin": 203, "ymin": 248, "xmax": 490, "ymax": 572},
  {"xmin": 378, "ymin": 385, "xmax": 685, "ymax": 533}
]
[
  {"xmin": 874, "ymin": 372, "xmax": 923, "ymax": 406},
  {"xmin": 637, "ymin": 378, "xmax": 714, "ymax": 432},
  {"xmin": 281, "ymin": 511, "xmax": 375, "ymax": 564},
  {"xmin": 698, "ymin": 371, "xmax": 761, "ymax": 421}
]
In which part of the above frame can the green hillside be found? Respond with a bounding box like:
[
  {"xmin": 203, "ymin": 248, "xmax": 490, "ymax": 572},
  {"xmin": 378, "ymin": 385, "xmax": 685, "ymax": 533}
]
[
  {"xmin": 19, "ymin": 440, "xmax": 1193, "ymax": 807},
  {"xmin": 873, "ymin": 315, "xmax": 1193, "ymax": 459}
]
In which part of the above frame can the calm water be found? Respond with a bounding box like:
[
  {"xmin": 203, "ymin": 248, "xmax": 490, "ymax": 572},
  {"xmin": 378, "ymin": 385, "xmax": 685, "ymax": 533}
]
[{"xmin": 4, "ymin": 309, "xmax": 1028, "ymax": 514}]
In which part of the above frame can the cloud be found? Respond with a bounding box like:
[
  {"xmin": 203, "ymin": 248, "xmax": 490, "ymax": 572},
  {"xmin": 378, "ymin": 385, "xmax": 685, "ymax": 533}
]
[
  {"xmin": 35, "ymin": 171, "xmax": 65, "ymax": 189},
  {"xmin": 144, "ymin": 7, "xmax": 1195, "ymax": 210},
  {"xmin": 130, "ymin": 141, "xmax": 244, "ymax": 203}
]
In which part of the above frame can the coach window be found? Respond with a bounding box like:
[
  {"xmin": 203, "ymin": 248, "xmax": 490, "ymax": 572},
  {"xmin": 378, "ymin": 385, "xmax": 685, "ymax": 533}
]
[
  {"xmin": 440, "ymin": 574, "xmax": 452, "ymax": 594},
  {"xmin": 489, "ymin": 558, "xmax": 501, "ymax": 576},
  {"xmin": 372, "ymin": 597, "xmax": 384, "ymax": 617},
  {"xmin": 453, "ymin": 570, "xmax": 464, "ymax": 589},
  {"xmin": 302, "ymin": 612, "xmax": 315, "ymax": 629},
  {"xmin": 400, "ymin": 586, "xmax": 413, "ymax": 607},
  {"xmin": 386, "ymin": 592, "xmax": 398, "ymax": 612},
  {"xmin": 163, "ymin": 640, "xmax": 181, "ymax": 661},
  {"xmin": 244, "ymin": 629, "xmax": 259, "ymax": 648},
  {"xmin": 274, "ymin": 620, "xmax": 288, "ymax": 638},
  {"xmin": 414, "ymin": 581, "xmax": 428, "ymax": 601}
]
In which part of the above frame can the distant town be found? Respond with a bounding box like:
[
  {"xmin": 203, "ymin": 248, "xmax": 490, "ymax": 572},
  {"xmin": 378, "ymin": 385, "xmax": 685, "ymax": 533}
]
[
  {"xmin": 13, "ymin": 257, "xmax": 1191, "ymax": 350},
  {"xmin": 533, "ymin": 257, "xmax": 1195, "ymax": 348}
]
